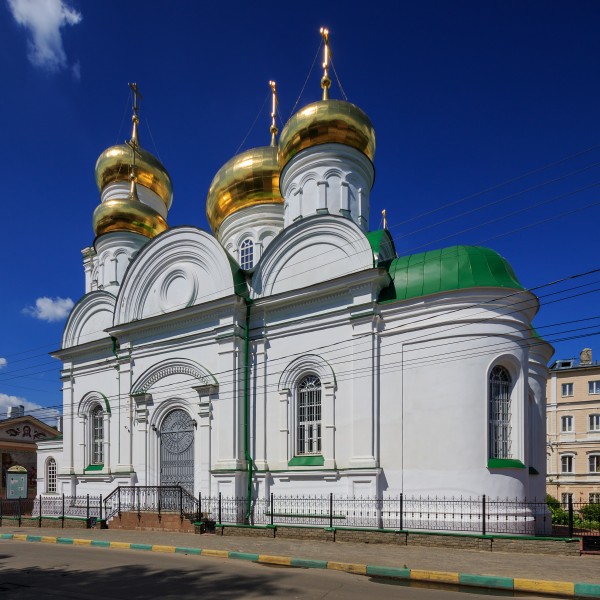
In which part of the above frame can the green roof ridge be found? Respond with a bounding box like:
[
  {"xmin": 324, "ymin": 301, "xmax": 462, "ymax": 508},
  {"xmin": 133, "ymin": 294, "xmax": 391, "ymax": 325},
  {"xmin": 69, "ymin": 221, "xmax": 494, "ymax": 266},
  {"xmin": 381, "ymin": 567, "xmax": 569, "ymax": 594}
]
[{"xmin": 380, "ymin": 245, "xmax": 523, "ymax": 303}]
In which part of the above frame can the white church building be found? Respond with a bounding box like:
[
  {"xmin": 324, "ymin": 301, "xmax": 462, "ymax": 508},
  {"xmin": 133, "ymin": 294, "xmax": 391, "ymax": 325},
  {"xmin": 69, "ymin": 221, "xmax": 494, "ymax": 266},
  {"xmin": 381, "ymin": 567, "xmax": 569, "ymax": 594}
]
[{"xmin": 37, "ymin": 36, "xmax": 553, "ymax": 510}]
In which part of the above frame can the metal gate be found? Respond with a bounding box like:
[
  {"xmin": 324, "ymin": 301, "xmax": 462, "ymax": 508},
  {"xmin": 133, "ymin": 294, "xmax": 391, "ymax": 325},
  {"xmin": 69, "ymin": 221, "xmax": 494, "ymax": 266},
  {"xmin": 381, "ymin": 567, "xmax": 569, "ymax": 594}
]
[{"xmin": 160, "ymin": 409, "xmax": 194, "ymax": 494}]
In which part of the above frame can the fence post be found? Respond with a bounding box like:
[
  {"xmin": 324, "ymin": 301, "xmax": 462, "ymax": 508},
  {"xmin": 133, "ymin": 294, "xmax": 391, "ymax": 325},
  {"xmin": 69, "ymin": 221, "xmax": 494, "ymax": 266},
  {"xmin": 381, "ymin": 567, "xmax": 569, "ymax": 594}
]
[
  {"xmin": 118, "ymin": 487, "xmax": 121, "ymax": 516},
  {"xmin": 137, "ymin": 487, "xmax": 141, "ymax": 519},
  {"xmin": 218, "ymin": 492, "xmax": 222, "ymax": 524},
  {"xmin": 270, "ymin": 493, "xmax": 274, "ymax": 527},
  {"xmin": 38, "ymin": 495, "xmax": 42, "ymax": 528},
  {"xmin": 86, "ymin": 494, "xmax": 90, "ymax": 527},
  {"xmin": 0, "ymin": 498, "xmax": 3, "ymax": 527},
  {"xmin": 197, "ymin": 492, "xmax": 201, "ymax": 523},
  {"xmin": 61, "ymin": 493, "xmax": 65, "ymax": 528},
  {"xmin": 399, "ymin": 493, "xmax": 404, "ymax": 531},
  {"xmin": 99, "ymin": 495, "xmax": 103, "ymax": 522},
  {"xmin": 568, "ymin": 495, "xmax": 574, "ymax": 538},
  {"xmin": 179, "ymin": 487, "xmax": 183, "ymax": 521},
  {"xmin": 17, "ymin": 497, "xmax": 21, "ymax": 528},
  {"xmin": 329, "ymin": 493, "xmax": 333, "ymax": 529},
  {"xmin": 482, "ymin": 494, "xmax": 486, "ymax": 536}
]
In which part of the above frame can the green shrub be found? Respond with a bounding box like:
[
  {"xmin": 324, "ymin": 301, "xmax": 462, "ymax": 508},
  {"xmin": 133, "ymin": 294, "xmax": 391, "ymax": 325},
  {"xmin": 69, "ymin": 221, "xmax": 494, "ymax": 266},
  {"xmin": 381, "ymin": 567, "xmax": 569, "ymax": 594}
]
[
  {"xmin": 580, "ymin": 502, "xmax": 600, "ymax": 524},
  {"xmin": 546, "ymin": 494, "xmax": 568, "ymax": 524}
]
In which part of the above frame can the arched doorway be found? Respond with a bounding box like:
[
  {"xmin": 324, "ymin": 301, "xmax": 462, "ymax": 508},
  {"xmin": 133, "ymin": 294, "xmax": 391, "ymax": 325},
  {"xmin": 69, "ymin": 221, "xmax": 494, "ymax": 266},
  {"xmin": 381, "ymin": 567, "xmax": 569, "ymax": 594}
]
[{"xmin": 160, "ymin": 409, "xmax": 194, "ymax": 494}]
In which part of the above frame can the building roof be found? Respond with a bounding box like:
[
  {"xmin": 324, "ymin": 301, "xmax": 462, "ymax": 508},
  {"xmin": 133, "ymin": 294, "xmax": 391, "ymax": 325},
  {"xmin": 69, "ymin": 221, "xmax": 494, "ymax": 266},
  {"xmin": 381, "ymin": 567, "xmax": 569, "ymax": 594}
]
[{"xmin": 379, "ymin": 245, "xmax": 523, "ymax": 303}]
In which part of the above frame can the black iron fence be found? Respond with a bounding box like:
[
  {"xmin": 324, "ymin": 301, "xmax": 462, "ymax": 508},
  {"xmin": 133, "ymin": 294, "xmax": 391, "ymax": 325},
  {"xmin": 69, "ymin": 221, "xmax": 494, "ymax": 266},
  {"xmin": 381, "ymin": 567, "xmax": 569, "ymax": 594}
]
[
  {"xmin": 3, "ymin": 490, "xmax": 599, "ymax": 537},
  {"xmin": 195, "ymin": 493, "xmax": 600, "ymax": 537},
  {"xmin": 0, "ymin": 495, "xmax": 102, "ymax": 527}
]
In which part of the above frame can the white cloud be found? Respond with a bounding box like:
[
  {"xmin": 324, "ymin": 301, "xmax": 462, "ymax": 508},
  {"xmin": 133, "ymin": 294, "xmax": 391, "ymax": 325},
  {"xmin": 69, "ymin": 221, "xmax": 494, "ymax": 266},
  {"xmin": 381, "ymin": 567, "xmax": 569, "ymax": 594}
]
[
  {"xmin": 0, "ymin": 358, "xmax": 6, "ymax": 369},
  {"xmin": 23, "ymin": 296, "xmax": 74, "ymax": 322},
  {"xmin": 0, "ymin": 393, "xmax": 60, "ymax": 426},
  {"xmin": 7, "ymin": 0, "xmax": 82, "ymax": 73}
]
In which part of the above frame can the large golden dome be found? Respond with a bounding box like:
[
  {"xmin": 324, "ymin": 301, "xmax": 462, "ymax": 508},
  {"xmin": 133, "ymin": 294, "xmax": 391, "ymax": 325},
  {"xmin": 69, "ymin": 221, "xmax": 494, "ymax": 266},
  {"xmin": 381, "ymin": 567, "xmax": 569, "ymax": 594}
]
[
  {"xmin": 278, "ymin": 99, "xmax": 376, "ymax": 171},
  {"xmin": 93, "ymin": 196, "xmax": 168, "ymax": 238},
  {"xmin": 95, "ymin": 144, "xmax": 173, "ymax": 211},
  {"xmin": 206, "ymin": 145, "xmax": 283, "ymax": 233}
]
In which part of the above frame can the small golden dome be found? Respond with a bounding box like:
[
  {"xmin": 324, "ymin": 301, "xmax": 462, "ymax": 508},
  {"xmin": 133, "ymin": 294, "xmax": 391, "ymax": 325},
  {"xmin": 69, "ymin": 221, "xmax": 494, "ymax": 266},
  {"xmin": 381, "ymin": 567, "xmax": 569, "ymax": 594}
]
[
  {"xmin": 278, "ymin": 99, "xmax": 376, "ymax": 171},
  {"xmin": 206, "ymin": 145, "xmax": 283, "ymax": 233},
  {"xmin": 95, "ymin": 144, "xmax": 173, "ymax": 211},
  {"xmin": 93, "ymin": 196, "xmax": 168, "ymax": 239}
]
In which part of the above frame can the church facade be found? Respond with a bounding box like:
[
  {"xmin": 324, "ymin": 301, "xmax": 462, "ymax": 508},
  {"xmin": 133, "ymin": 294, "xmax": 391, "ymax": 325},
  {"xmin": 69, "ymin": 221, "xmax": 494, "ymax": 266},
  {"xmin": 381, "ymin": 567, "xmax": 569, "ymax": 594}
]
[{"xmin": 36, "ymin": 39, "xmax": 553, "ymax": 511}]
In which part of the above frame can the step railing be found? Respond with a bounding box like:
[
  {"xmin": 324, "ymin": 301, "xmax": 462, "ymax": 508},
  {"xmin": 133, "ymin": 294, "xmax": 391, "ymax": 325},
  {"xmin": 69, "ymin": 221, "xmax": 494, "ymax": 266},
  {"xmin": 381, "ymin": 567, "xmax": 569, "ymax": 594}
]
[{"xmin": 103, "ymin": 486, "xmax": 199, "ymax": 523}]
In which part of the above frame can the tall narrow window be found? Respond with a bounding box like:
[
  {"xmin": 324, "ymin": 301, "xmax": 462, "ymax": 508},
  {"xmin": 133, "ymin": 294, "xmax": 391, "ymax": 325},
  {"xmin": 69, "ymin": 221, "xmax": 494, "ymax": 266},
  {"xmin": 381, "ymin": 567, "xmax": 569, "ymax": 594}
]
[
  {"xmin": 297, "ymin": 375, "xmax": 321, "ymax": 455},
  {"xmin": 239, "ymin": 238, "xmax": 254, "ymax": 270},
  {"xmin": 561, "ymin": 454, "xmax": 574, "ymax": 474},
  {"xmin": 46, "ymin": 458, "xmax": 57, "ymax": 493},
  {"xmin": 91, "ymin": 405, "xmax": 104, "ymax": 465},
  {"xmin": 489, "ymin": 366, "xmax": 512, "ymax": 459},
  {"xmin": 561, "ymin": 415, "xmax": 574, "ymax": 433}
]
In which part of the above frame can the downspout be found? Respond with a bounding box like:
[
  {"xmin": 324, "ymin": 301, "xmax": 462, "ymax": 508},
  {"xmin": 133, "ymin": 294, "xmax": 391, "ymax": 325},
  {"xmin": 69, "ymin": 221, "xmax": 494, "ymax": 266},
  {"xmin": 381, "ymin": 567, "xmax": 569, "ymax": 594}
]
[{"xmin": 243, "ymin": 298, "xmax": 254, "ymax": 522}]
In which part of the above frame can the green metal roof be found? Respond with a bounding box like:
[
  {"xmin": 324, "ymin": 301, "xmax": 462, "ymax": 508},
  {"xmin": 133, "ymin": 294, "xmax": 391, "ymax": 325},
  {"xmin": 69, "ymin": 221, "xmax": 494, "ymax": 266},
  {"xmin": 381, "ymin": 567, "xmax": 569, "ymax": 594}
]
[{"xmin": 379, "ymin": 245, "xmax": 523, "ymax": 303}]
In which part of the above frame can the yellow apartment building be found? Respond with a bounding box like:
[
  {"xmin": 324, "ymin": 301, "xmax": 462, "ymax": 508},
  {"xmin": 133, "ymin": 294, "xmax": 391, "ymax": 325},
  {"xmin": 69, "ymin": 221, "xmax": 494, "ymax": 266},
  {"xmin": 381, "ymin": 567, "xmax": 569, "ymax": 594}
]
[{"xmin": 546, "ymin": 348, "xmax": 600, "ymax": 506}]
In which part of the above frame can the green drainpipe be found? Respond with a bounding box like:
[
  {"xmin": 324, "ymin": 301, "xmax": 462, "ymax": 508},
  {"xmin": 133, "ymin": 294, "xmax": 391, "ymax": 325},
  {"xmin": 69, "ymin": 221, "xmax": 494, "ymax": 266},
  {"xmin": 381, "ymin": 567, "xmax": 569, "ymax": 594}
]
[{"xmin": 243, "ymin": 298, "xmax": 253, "ymax": 522}]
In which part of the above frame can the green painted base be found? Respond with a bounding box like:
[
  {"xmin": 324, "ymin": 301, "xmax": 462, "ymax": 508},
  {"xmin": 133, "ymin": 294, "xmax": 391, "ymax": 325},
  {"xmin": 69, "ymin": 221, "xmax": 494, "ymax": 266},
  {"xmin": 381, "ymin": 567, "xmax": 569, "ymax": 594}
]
[
  {"xmin": 487, "ymin": 458, "xmax": 526, "ymax": 469},
  {"xmin": 288, "ymin": 455, "xmax": 325, "ymax": 467}
]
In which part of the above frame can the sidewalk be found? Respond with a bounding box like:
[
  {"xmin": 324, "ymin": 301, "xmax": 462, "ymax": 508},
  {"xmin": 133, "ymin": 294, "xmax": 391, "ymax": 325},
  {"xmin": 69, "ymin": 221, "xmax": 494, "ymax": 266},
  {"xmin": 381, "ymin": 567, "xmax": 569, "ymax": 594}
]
[{"xmin": 1, "ymin": 525, "xmax": 599, "ymax": 595}]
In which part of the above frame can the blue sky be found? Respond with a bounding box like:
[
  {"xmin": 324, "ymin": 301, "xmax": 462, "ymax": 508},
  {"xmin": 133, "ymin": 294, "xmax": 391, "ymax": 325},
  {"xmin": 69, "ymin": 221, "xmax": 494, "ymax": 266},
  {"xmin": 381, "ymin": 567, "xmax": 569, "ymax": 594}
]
[{"xmin": 1, "ymin": 0, "xmax": 600, "ymax": 420}]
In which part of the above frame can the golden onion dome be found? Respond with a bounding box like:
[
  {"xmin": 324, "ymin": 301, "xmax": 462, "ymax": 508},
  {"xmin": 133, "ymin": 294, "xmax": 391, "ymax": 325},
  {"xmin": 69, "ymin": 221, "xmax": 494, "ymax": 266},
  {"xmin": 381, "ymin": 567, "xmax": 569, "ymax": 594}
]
[
  {"xmin": 278, "ymin": 99, "xmax": 376, "ymax": 171},
  {"xmin": 93, "ymin": 196, "xmax": 168, "ymax": 239},
  {"xmin": 206, "ymin": 145, "xmax": 283, "ymax": 233},
  {"xmin": 95, "ymin": 144, "xmax": 173, "ymax": 211}
]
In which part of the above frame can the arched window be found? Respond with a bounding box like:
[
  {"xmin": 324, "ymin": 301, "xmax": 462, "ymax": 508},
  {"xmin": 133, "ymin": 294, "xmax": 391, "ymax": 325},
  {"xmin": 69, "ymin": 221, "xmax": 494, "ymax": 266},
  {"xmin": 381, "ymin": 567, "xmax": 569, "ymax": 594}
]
[
  {"xmin": 489, "ymin": 366, "xmax": 512, "ymax": 459},
  {"xmin": 91, "ymin": 405, "xmax": 104, "ymax": 465},
  {"xmin": 297, "ymin": 375, "xmax": 321, "ymax": 455},
  {"xmin": 239, "ymin": 238, "xmax": 254, "ymax": 270},
  {"xmin": 46, "ymin": 457, "xmax": 57, "ymax": 493}
]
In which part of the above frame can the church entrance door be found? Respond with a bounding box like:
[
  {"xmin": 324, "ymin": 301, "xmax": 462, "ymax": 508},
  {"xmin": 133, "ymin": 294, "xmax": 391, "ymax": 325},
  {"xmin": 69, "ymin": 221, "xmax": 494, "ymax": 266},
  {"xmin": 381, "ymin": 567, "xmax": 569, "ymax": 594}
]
[{"xmin": 160, "ymin": 409, "xmax": 194, "ymax": 494}]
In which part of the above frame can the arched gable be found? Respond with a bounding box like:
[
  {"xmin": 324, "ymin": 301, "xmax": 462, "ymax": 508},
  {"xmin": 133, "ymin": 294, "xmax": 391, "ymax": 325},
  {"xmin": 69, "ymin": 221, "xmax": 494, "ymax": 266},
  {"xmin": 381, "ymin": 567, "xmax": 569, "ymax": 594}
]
[
  {"xmin": 62, "ymin": 291, "xmax": 115, "ymax": 348},
  {"xmin": 131, "ymin": 358, "xmax": 218, "ymax": 395},
  {"xmin": 78, "ymin": 391, "xmax": 111, "ymax": 416},
  {"xmin": 114, "ymin": 226, "xmax": 245, "ymax": 325},
  {"xmin": 278, "ymin": 354, "xmax": 336, "ymax": 391},
  {"xmin": 251, "ymin": 215, "xmax": 374, "ymax": 298}
]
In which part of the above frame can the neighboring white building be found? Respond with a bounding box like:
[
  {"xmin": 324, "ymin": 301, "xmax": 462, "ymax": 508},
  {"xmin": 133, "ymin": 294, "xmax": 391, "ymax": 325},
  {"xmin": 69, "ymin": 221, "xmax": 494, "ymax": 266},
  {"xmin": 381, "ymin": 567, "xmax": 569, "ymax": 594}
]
[{"xmin": 37, "ymin": 47, "xmax": 553, "ymax": 511}]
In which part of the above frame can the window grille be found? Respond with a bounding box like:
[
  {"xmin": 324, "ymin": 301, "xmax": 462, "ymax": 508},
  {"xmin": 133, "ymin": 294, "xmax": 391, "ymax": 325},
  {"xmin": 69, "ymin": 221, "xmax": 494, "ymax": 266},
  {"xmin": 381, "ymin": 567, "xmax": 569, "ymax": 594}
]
[
  {"xmin": 489, "ymin": 366, "xmax": 512, "ymax": 459},
  {"xmin": 91, "ymin": 405, "xmax": 104, "ymax": 464},
  {"xmin": 297, "ymin": 375, "xmax": 321, "ymax": 455},
  {"xmin": 46, "ymin": 458, "xmax": 57, "ymax": 493},
  {"xmin": 239, "ymin": 239, "xmax": 254, "ymax": 270}
]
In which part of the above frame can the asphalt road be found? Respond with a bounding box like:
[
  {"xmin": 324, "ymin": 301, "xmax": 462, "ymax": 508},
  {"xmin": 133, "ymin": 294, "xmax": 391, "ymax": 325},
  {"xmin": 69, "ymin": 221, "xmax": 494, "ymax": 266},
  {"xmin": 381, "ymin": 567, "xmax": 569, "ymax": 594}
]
[{"xmin": 0, "ymin": 541, "xmax": 558, "ymax": 599}]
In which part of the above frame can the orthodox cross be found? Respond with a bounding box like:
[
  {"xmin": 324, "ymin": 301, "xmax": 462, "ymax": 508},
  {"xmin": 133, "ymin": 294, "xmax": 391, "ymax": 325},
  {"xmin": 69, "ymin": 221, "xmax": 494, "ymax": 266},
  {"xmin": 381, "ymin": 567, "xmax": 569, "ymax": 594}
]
[
  {"xmin": 269, "ymin": 80, "xmax": 278, "ymax": 147},
  {"xmin": 320, "ymin": 27, "xmax": 331, "ymax": 100},
  {"xmin": 126, "ymin": 82, "xmax": 144, "ymax": 199}
]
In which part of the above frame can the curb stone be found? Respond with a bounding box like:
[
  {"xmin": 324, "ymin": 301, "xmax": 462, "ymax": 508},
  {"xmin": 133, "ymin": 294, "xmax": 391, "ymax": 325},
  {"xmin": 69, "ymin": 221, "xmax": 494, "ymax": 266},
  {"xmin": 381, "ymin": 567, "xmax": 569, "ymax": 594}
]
[{"xmin": 1, "ymin": 533, "xmax": 599, "ymax": 598}]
